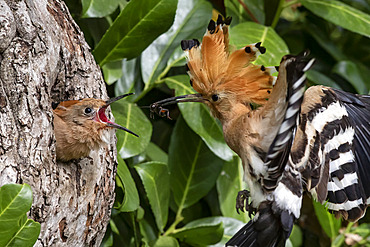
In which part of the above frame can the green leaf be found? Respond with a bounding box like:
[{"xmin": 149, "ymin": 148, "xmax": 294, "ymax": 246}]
[
  {"xmin": 101, "ymin": 228, "xmax": 114, "ymax": 247},
  {"xmin": 332, "ymin": 60, "xmax": 368, "ymax": 94},
  {"xmin": 0, "ymin": 184, "xmax": 40, "ymax": 247},
  {"xmin": 352, "ymin": 223, "xmax": 370, "ymax": 236},
  {"xmin": 169, "ymin": 117, "xmax": 224, "ymax": 209},
  {"xmin": 264, "ymin": 0, "xmax": 281, "ymax": 26},
  {"xmin": 141, "ymin": 0, "xmax": 212, "ymax": 86},
  {"xmin": 0, "ymin": 184, "xmax": 32, "ymax": 218},
  {"xmin": 230, "ymin": 22, "xmax": 289, "ymax": 66},
  {"xmin": 165, "ymin": 75, "xmax": 234, "ymax": 162},
  {"xmin": 109, "ymin": 219, "xmax": 119, "ymax": 235},
  {"xmin": 115, "ymin": 157, "xmax": 140, "ymax": 212},
  {"xmin": 357, "ymin": 62, "xmax": 370, "ymax": 94},
  {"xmin": 301, "ymin": 0, "xmax": 370, "ymax": 38},
  {"xmin": 289, "ymin": 225, "xmax": 303, "ymax": 247},
  {"xmin": 109, "ymin": 210, "xmax": 138, "ymax": 246},
  {"xmin": 216, "ymin": 157, "xmax": 249, "ymax": 222},
  {"xmin": 312, "ymin": 200, "xmax": 341, "ymax": 239},
  {"xmin": 0, "ymin": 184, "xmax": 33, "ymax": 246},
  {"xmin": 111, "ymin": 101, "xmax": 152, "ymax": 159},
  {"xmin": 154, "ymin": 236, "xmax": 179, "ymax": 247},
  {"xmin": 225, "ymin": 0, "xmax": 265, "ymax": 25},
  {"xmin": 135, "ymin": 162, "xmax": 170, "ymax": 232},
  {"xmin": 93, "ymin": 0, "xmax": 178, "ymax": 65},
  {"xmin": 166, "ymin": 47, "xmax": 187, "ymax": 68},
  {"xmin": 306, "ymin": 70, "xmax": 343, "ymax": 89},
  {"xmin": 6, "ymin": 216, "xmax": 41, "ymax": 247},
  {"xmin": 114, "ymin": 58, "xmax": 140, "ymax": 97},
  {"xmin": 208, "ymin": 217, "xmax": 245, "ymax": 247},
  {"xmin": 285, "ymin": 239, "xmax": 293, "ymax": 247},
  {"xmin": 81, "ymin": 18, "xmax": 111, "ymax": 46},
  {"xmin": 144, "ymin": 142, "xmax": 168, "ymax": 163},
  {"xmin": 304, "ymin": 22, "xmax": 347, "ymax": 62},
  {"xmin": 170, "ymin": 217, "xmax": 224, "ymax": 246},
  {"xmin": 102, "ymin": 60, "xmax": 123, "ymax": 85},
  {"xmin": 81, "ymin": 0, "xmax": 120, "ymax": 18},
  {"xmin": 139, "ymin": 218, "xmax": 158, "ymax": 245}
]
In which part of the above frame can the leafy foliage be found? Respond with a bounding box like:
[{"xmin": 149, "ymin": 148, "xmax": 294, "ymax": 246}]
[
  {"xmin": 312, "ymin": 200, "xmax": 341, "ymax": 240},
  {"xmin": 0, "ymin": 183, "xmax": 40, "ymax": 247},
  {"xmin": 135, "ymin": 162, "xmax": 170, "ymax": 232},
  {"xmin": 93, "ymin": 0, "xmax": 178, "ymax": 65},
  {"xmin": 65, "ymin": 0, "xmax": 370, "ymax": 246}
]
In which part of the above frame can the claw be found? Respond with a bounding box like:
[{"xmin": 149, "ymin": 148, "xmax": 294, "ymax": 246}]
[
  {"xmin": 235, "ymin": 190, "xmax": 257, "ymax": 216},
  {"xmin": 236, "ymin": 190, "xmax": 250, "ymax": 214},
  {"xmin": 248, "ymin": 203, "xmax": 257, "ymax": 218},
  {"xmin": 236, "ymin": 206, "xmax": 244, "ymax": 215}
]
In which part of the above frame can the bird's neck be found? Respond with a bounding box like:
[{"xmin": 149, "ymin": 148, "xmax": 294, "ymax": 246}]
[
  {"xmin": 220, "ymin": 103, "xmax": 254, "ymax": 154},
  {"xmin": 54, "ymin": 115, "xmax": 107, "ymax": 161}
]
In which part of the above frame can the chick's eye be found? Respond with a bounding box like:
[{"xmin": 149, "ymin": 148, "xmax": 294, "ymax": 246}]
[
  {"xmin": 84, "ymin": 107, "xmax": 92, "ymax": 114},
  {"xmin": 211, "ymin": 94, "xmax": 219, "ymax": 102}
]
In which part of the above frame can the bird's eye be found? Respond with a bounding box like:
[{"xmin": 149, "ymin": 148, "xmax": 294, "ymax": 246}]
[
  {"xmin": 84, "ymin": 107, "xmax": 93, "ymax": 114},
  {"xmin": 211, "ymin": 94, "xmax": 219, "ymax": 102}
]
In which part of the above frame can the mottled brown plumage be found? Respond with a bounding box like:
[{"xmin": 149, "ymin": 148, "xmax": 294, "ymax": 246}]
[{"xmin": 53, "ymin": 94, "xmax": 137, "ymax": 161}]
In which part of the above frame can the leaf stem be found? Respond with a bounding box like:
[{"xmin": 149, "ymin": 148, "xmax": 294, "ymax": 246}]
[
  {"xmin": 163, "ymin": 140, "xmax": 202, "ymax": 236},
  {"xmin": 133, "ymin": 79, "xmax": 164, "ymax": 103},
  {"xmin": 158, "ymin": 55, "xmax": 185, "ymax": 80},
  {"xmin": 271, "ymin": 0, "xmax": 286, "ymax": 28},
  {"xmin": 131, "ymin": 212, "xmax": 140, "ymax": 247},
  {"xmin": 163, "ymin": 209, "xmax": 184, "ymax": 236},
  {"xmin": 237, "ymin": 0, "xmax": 259, "ymax": 23}
]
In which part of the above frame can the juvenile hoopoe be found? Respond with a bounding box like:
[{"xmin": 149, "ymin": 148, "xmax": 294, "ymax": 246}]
[
  {"xmin": 150, "ymin": 15, "xmax": 370, "ymax": 247},
  {"xmin": 52, "ymin": 93, "xmax": 138, "ymax": 161}
]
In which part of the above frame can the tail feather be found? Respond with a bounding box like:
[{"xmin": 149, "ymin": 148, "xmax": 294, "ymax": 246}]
[
  {"xmin": 226, "ymin": 221, "xmax": 257, "ymax": 247},
  {"xmin": 226, "ymin": 201, "xmax": 293, "ymax": 247}
]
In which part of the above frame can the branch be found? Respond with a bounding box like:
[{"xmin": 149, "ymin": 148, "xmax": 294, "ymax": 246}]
[{"xmin": 237, "ymin": 0, "xmax": 260, "ymax": 24}]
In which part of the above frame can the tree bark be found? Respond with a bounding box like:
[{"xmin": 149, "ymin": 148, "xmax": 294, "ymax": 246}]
[{"xmin": 0, "ymin": 0, "xmax": 116, "ymax": 246}]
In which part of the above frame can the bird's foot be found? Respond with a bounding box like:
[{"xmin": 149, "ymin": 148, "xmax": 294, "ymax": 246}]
[
  {"xmin": 236, "ymin": 190, "xmax": 249, "ymax": 214},
  {"xmin": 236, "ymin": 190, "xmax": 257, "ymax": 217}
]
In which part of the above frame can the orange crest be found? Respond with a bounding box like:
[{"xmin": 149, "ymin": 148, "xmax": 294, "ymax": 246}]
[{"xmin": 181, "ymin": 15, "xmax": 277, "ymax": 105}]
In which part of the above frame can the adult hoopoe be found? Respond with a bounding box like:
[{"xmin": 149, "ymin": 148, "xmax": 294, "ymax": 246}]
[
  {"xmin": 52, "ymin": 93, "xmax": 138, "ymax": 161},
  {"xmin": 150, "ymin": 15, "xmax": 370, "ymax": 246}
]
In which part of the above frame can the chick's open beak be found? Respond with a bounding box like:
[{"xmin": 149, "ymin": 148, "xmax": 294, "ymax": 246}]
[{"xmin": 98, "ymin": 93, "xmax": 139, "ymax": 137}]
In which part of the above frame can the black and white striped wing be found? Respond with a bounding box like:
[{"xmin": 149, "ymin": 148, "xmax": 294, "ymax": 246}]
[
  {"xmin": 225, "ymin": 53, "xmax": 315, "ymax": 247},
  {"xmin": 262, "ymin": 52, "xmax": 315, "ymax": 191},
  {"xmin": 291, "ymin": 86, "xmax": 370, "ymax": 221}
]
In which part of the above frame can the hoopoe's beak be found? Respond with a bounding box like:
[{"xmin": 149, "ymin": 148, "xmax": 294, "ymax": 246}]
[
  {"xmin": 97, "ymin": 93, "xmax": 139, "ymax": 137},
  {"xmin": 149, "ymin": 93, "xmax": 204, "ymax": 119}
]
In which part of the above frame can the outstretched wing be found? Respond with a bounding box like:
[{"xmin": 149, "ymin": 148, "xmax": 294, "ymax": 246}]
[
  {"xmin": 261, "ymin": 52, "xmax": 315, "ymax": 192},
  {"xmin": 291, "ymin": 86, "xmax": 370, "ymax": 221},
  {"xmin": 226, "ymin": 53, "xmax": 314, "ymax": 247}
]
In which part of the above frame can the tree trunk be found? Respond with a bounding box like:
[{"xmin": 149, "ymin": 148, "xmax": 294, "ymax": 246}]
[{"xmin": 0, "ymin": 0, "xmax": 116, "ymax": 246}]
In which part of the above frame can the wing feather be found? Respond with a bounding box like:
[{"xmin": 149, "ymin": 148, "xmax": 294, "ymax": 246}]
[
  {"xmin": 292, "ymin": 86, "xmax": 370, "ymax": 221},
  {"xmin": 331, "ymin": 89, "xmax": 370, "ymax": 200},
  {"xmin": 262, "ymin": 52, "xmax": 314, "ymax": 191}
]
